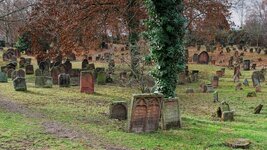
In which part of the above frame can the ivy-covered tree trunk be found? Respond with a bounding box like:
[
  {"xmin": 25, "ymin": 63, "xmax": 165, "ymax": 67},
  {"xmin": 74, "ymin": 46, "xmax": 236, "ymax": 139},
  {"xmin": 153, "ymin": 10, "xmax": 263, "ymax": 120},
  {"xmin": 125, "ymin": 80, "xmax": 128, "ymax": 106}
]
[
  {"xmin": 127, "ymin": 0, "xmax": 140, "ymax": 77},
  {"xmin": 145, "ymin": 0, "xmax": 185, "ymax": 98}
]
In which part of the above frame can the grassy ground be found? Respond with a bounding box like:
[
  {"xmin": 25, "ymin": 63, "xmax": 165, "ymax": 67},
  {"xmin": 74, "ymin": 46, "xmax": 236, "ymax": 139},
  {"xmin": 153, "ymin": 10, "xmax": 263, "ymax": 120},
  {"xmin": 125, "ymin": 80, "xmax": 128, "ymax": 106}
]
[{"xmin": 0, "ymin": 50, "xmax": 266, "ymax": 149}]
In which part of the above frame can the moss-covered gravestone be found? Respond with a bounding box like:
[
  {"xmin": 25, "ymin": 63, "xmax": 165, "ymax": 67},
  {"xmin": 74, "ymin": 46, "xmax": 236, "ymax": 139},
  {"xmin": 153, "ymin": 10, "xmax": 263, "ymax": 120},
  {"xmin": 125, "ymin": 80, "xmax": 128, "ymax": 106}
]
[
  {"xmin": 58, "ymin": 73, "xmax": 70, "ymax": 87},
  {"xmin": 0, "ymin": 72, "xmax": 8, "ymax": 82},
  {"xmin": 13, "ymin": 77, "xmax": 27, "ymax": 91},
  {"xmin": 217, "ymin": 101, "xmax": 234, "ymax": 121},
  {"xmin": 97, "ymin": 71, "xmax": 106, "ymax": 85},
  {"xmin": 128, "ymin": 94, "xmax": 163, "ymax": 133},
  {"xmin": 161, "ymin": 98, "xmax": 181, "ymax": 130},
  {"xmin": 35, "ymin": 69, "xmax": 52, "ymax": 88},
  {"xmin": 109, "ymin": 101, "xmax": 127, "ymax": 121}
]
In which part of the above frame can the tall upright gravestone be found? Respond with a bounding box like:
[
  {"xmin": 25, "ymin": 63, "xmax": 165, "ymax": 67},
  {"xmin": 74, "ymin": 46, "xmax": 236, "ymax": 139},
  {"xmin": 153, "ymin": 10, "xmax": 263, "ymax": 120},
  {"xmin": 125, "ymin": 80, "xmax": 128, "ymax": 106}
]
[
  {"xmin": 80, "ymin": 71, "xmax": 94, "ymax": 94},
  {"xmin": 128, "ymin": 94, "xmax": 162, "ymax": 133},
  {"xmin": 161, "ymin": 98, "xmax": 181, "ymax": 129}
]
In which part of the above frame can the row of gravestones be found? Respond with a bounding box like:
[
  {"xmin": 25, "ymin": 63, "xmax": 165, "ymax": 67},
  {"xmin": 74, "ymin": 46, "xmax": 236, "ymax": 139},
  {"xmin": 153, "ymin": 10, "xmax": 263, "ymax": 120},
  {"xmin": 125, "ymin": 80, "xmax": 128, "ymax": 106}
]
[
  {"xmin": 109, "ymin": 94, "xmax": 181, "ymax": 133},
  {"xmin": 178, "ymin": 67, "xmax": 199, "ymax": 85}
]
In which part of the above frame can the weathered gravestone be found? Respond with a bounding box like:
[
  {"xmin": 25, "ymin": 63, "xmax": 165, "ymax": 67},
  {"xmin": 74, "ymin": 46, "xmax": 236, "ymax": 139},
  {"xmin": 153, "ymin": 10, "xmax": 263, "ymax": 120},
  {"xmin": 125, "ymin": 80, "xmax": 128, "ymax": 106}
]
[
  {"xmin": 212, "ymin": 76, "xmax": 219, "ymax": 88},
  {"xmin": 161, "ymin": 98, "xmax": 181, "ymax": 129},
  {"xmin": 206, "ymin": 84, "xmax": 214, "ymax": 93},
  {"xmin": 58, "ymin": 73, "xmax": 70, "ymax": 87},
  {"xmin": 63, "ymin": 59, "xmax": 72, "ymax": 74},
  {"xmin": 128, "ymin": 94, "xmax": 163, "ymax": 133},
  {"xmin": 243, "ymin": 78, "xmax": 249, "ymax": 86},
  {"xmin": 0, "ymin": 72, "xmax": 8, "ymax": 82},
  {"xmin": 69, "ymin": 69, "xmax": 80, "ymax": 86},
  {"xmin": 39, "ymin": 61, "xmax": 50, "ymax": 71},
  {"xmin": 25, "ymin": 58, "xmax": 31, "ymax": 65},
  {"xmin": 198, "ymin": 51, "xmax": 209, "ymax": 64},
  {"xmin": 97, "ymin": 71, "xmax": 106, "ymax": 85},
  {"xmin": 192, "ymin": 54, "xmax": 198, "ymax": 63},
  {"xmin": 19, "ymin": 57, "xmax": 26, "ymax": 68},
  {"xmin": 7, "ymin": 68, "xmax": 15, "ymax": 78},
  {"xmin": 13, "ymin": 77, "xmax": 27, "ymax": 91},
  {"xmin": 35, "ymin": 69, "xmax": 52, "ymax": 88},
  {"xmin": 25, "ymin": 65, "xmax": 34, "ymax": 75},
  {"xmin": 216, "ymin": 101, "xmax": 234, "ymax": 121},
  {"xmin": 254, "ymin": 104, "xmax": 263, "ymax": 114},
  {"xmin": 51, "ymin": 67, "xmax": 61, "ymax": 84},
  {"xmin": 80, "ymin": 71, "xmax": 94, "ymax": 94},
  {"xmin": 251, "ymin": 63, "xmax": 257, "ymax": 70},
  {"xmin": 243, "ymin": 60, "xmax": 250, "ymax": 71},
  {"xmin": 12, "ymin": 69, "xmax": 25, "ymax": 80},
  {"xmin": 252, "ymin": 71, "xmax": 265, "ymax": 87},
  {"xmin": 225, "ymin": 138, "xmax": 251, "ymax": 149},
  {"xmin": 82, "ymin": 59, "xmax": 89, "ymax": 70},
  {"xmin": 109, "ymin": 101, "xmax": 127, "ymax": 120},
  {"xmin": 213, "ymin": 91, "xmax": 219, "ymax": 102}
]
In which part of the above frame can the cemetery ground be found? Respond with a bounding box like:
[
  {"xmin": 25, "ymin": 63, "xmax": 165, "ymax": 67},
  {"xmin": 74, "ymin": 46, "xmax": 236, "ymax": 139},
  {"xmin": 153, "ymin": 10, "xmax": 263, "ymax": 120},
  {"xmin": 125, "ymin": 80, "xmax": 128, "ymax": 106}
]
[{"xmin": 0, "ymin": 51, "xmax": 266, "ymax": 149}]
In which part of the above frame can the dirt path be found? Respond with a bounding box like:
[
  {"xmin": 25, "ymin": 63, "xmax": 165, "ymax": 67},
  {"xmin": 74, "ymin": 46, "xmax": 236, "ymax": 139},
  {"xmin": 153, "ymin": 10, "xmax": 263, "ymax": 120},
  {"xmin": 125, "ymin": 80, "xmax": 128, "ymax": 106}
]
[{"xmin": 0, "ymin": 93, "xmax": 128, "ymax": 150}]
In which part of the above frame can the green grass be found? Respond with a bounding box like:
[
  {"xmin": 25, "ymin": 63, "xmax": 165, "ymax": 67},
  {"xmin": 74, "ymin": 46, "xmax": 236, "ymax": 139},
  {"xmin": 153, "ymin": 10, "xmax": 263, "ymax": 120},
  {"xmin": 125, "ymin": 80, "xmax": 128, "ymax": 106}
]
[{"xmin": 0, "ymin": 52, "xmax": 266, "ymax": 149}]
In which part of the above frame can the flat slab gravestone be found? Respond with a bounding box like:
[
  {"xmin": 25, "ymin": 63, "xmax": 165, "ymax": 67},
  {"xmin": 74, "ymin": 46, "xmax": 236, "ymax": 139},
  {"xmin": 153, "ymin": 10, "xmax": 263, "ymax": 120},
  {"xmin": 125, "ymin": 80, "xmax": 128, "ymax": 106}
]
[
  {"xmin": 225, "ymin": 138, "xmax": 251, "ymax": 149},
  {"xmin": 128, "ymin": 94, "xmax": 163, "ymax": 133},
  {"xmin": 161, "ymin": 98, "xmax": 181, "ymax": 130},
  {"xmin": 80, "ymin": 71, "xmax": 94, "ymax": 94}
]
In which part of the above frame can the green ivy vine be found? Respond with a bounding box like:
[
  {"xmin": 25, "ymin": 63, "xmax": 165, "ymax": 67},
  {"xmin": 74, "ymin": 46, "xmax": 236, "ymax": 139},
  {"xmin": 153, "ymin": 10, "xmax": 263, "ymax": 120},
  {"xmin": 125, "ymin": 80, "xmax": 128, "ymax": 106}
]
[{"xmin": 144, "ymin": 0, "xmax": 186, "ymax": 98}]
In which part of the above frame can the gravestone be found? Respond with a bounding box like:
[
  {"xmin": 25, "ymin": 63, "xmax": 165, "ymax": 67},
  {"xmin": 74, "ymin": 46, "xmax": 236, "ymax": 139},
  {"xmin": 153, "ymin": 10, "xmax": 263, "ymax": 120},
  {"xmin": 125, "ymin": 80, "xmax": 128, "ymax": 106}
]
[
  {"xmin": 212, "ymin": 76, "xmax": 219, "ymax": 88},
  {"xmin": 35, "ymin": 76, "xmax": 53, "ymax": 88},
  {"xmin": 251, "ymin": 63, "xmax": 257, "ymax": 70},
  {"xmin": 0, "ymin": 72, "xmax": 8, "ymax": 83},
  {"xmin": 252, "ymin": 71, "xmax": 265, "ymax": 87},
  {"xmin": 39, "ymin": 60, "xmax": 50, "ymax": 71},
  {"xmin": 192, "ymin": 54, "xmax": 198, "ymax": 63},
  {"xmin": 97, "ymin": 71, "xmax": 106, "ymax": 85},
  {"xmin": 58, "ymin": 73, "xmax": 70, "ymax": 87},
  {"xmin": 95, "ymin": 67, "xmax": 105, "ymax": 81},
  {"xmin": 247, "ymin": 91, "xmax": 257, "ymax": 97},
  {"xmin": 128, "ymin": 94, "xmax": 163, "ymax": 133},
  {"xmin": 213, "ymin": 91, "xmax": 218, "ymax": 102},
  {"xmin": 254, "ymin": 104, "xmax": 263, "ymax": 114},
  {"xmin": 13, "ymin": 77, "xmax": 27, "ymax": 91},
  {"xmin": 25, "ymin": 65, "xmax": 34, "ymax": 75},
  {"xmin": 11, "ymin": 70, "xmax": 17, "ymax": 80},
  {"xmin": 19, "ymin": 57, "xmax": 26, "ymax": 68},
  {"xmin": 243, "ymin": 60, "xmax": 250, "ymax": 71},
  {"xmin": 82, "ymin": 59, "xmax": 89, "ymax": 69},
  {"xmin": 69, "ymin": 69, "xmax": 80, "ymax": 86},
  {"xmin": 80, "ymin": 71, "xmax": 94, "ymax": 94},
  {"xmin": 243, "ymin": 78, "xmax": 249, "ymax": 86},
  {"xmin": 7, "ymin": 68, "xmax": 15, "ymax": 78},
  {"xmin": 63, "ymin": 59, "xmax": 72, "ymax": 74},
  {"xmin": 25, "ymin": 58, "xmax": 31, "ymax": 65},
  {"xmin": 35, "ymin": 69, "xmax": 42, "ymax": 76},
  {"xmin": 225, "ymin": 138, "xmax": 251, "ymax": 149},
  {"xmin": 206, "ymin": 84, "xmax": 214, "ymax": 93},
  {"xmin": 235, "ymin": 83, "xmax": 243, "ymax": 90},
  {"xmin": 198, "ymin": 51, "xmax": 209, "ymax": 64},
  {"xmin": 216, "ymin": 70, "xmax": 223, "ymax": 77},
  {"xmin": 161, "ymin": 98, "xmax": 181, "ymax": 129},
  {"xmin": 217, "ymin": 101, "xmax": 234, "ymax": 121},
  {"xmin": 109, "ymin": 101, "xmax": 127, "ymax": 120},
  {"xmin": 51, "ymin": 67, "xmax": 61, "ymax": 84},
  {"xmin": 200, "ymin": 83, "xmax": 207, "ymax": 93}
]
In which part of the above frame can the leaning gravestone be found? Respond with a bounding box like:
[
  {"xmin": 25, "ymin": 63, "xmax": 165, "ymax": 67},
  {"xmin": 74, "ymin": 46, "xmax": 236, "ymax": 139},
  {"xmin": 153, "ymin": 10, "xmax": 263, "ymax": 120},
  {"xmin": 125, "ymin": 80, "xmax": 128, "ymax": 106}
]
[
  {"xmin": 161, "ymin": 98, "xmax": 181, "ymax": 129},
  {"xmin": 128, "ymin": 94, "xmax": 163, "ymax": 133},
  {"xmin": 254, "ymin": 104, "xmax": 263, "ymax": 114},
  {"xmin": 109, "ymin": 101, "xmax": 127, "ymax": 120},
  {"xmin": 58, "ymin": 73, "xmax": 70, "ymax": 87},
  {"xmin": 213, "ymin": 91, "xmax": 219, "ymax": 102},
  {"xmin": 69, "ymin": 69, "xmax": 80, "ymax": 86},
  {"xmin": 97, "ymin": 71, "xmax": 106, "ymax": 85},
  {"xmin": 0, "ymin": 72, "xmax": 8, "ymax": 83},
  {"xmin": 80, "ymin": 71, "xmax": 94, "ymax": 94},
  {"xmin": 13, "ymin": 77, "xmax": 27, "ymax": 91},
  {"xmin": 25, "ymin": 65, "xmax": 34, "ymax": 75}
]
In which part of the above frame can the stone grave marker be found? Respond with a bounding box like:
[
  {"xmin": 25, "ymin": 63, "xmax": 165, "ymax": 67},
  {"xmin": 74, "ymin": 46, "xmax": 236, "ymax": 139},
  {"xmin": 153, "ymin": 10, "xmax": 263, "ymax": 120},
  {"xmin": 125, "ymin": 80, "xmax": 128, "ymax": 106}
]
[
  {"xmin": 243, "ymin": 78, "xmax": 249, "ymax": 86},
  {"xmin": 58, "ymin": 73, "xmax": 70, "ymax": 87},
  {"xmin": 225, "ymin": 138, "xmax": 251, "ymax": 149},
  {"xmin": 7, "ymin": 68, "xmax": 15, "ymax": 78},
  {"xmin": 161, "ymin": 98, "xmax": 181, "ymax": 129},
  {"xmin": 80, "ymin": 71, "xmax": 94, "ymax": 94},
  {"xmin": 82, "ymin": 59, "xmax": 89, "ymax": 69},
  {"xmin": 217, "ymin": 101, "xmax": 234, "ymax": 121},
  {"xmin": 243, "ymin": 60, "xmax": 250, "ymax": 71},
  {"xmin": 213, "ymin": 91, "xmax": 218, "ymax": 102},
  {"xmin": 63, "ymin": 59, "xmax": 72, "ymax": 74},
  {"xmin": 254, "ymin": 104, "xmax": 263, "ymax": 114},
  {"xmin": 128, "ymin": 94, "xmax": 163, "ymax": 133},
  {"xmin": 97, "ymin": 71, "xmax": 106, "ymax": 85},
  {"xmin": 247, "ymin": 91, "xmax": 257, "ymax": 97},
  {"xmin": 212, "ymin": 76, "xmax": 219, "ymax": 88},
  {"xmin": 251, "ymin": 63, "xmax": 257, "ymax": 70},
  {"xmin": 192, "ymin": 54, "xmax": 198, "ymax": 63},
  {"xmin": 51, "ymin": 67, "xmax": 61, "ymax": 84},
  {"xmin": 206, "ymin": 84, "xmax": 214, "ymax": 93},
  {"xmin": 69, "ymin": 69, "xmax": 80, "ymax": 86},
  {"xmin": 198, "ymin": 51, "xmax": 209, "ymax": 64},
  {"xmin": 35, "ymin": 76, "xmax": 53, "ymax": 88},
  {"xmin": 19, "ymin": 57, "xmax": 26, "ymax": 68},
  {"xmin": 109, "ymin": 101, "xmax": 127, "ymax": 120},
  {"xmin": 25, "ymin": 58, "xmax": 31, "ymax": 65},
  {"xmin": 95, "ymin": 67, "xmax": 105, "ymax": 81},
  {"xmin": 35, "ymin": 69, "xmax": 42, "ymax": 76},
  {"xmin": 13, "ymin": 77, "xmax": 27, "ymax": 91},
  {"xmin": 25, "ymin": 65, "xmax": 34, "ymax": 75},
  {"xmin": 0, "ymin": 72, "xmax": 8, "ymax": 83},
  {"xmin": 186, "ymin": 88, "xmax": 194, "ymax": 94},
  {"xmin": 39, "ymin": 61, "xmax": 50, "ymax": 71}
]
